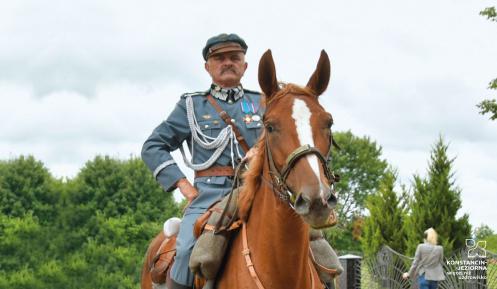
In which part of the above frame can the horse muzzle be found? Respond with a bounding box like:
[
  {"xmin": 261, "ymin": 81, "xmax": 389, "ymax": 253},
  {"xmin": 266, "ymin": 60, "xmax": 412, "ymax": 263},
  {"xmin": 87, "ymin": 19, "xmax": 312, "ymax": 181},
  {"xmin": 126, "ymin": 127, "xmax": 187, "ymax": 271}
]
[{"xmin": 293, "ymin": 188, "xmax": 338, "ymax": 229}]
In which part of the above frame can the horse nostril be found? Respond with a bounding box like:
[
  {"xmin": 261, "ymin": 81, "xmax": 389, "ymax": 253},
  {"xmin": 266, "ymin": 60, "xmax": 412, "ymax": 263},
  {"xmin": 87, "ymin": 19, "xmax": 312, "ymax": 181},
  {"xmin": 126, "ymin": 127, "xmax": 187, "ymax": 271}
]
[
  {"xmin": 327, "ymin": 192, "xmax": 337, "ymax": 208},
  {"xmin": 294, "ymin": 194, "xmax": 311, "ymax": 215}
]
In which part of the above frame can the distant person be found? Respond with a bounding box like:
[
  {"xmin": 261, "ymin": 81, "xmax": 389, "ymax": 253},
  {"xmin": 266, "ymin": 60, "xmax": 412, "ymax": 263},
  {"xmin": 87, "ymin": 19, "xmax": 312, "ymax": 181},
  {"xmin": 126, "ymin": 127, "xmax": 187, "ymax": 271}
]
[{"xmin": 403, "ymin": 228, "xmax": 445, "ymax": 289}]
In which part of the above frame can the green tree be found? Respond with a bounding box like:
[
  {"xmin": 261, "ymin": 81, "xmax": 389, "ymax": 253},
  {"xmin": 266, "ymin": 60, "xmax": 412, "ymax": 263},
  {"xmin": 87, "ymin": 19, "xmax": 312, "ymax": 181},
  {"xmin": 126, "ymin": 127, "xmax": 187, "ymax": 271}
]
[
  {"xmin": 0, "ymin": 156, "xmax": 61, "ymax": 224},
  {"xmin": 361, "ymin": 169, "xmax": 407, "ymax": 257},
  {"xmin": 0, "ymin": 155, "xmax": 182, "ymax": 289},
  {"xmin": 329, "ymin": 131, "xmax": 389, "ymax": 221},
  {"xmin": 405, "ymin": 137, "xmax": 471, "ymax": 255},
  {"xmin": 477, "ymin": 98, "xmax": 497, "ymax": 120},
  {"xmin": 483, "ymin": 234, "xmax": 497, "ymax": 252},
  {"xmin": 480, "ymin": 6, "xmax": 496, "ymax": 22},
  {"xmin": 0, "ymin": 213, "xmax": 45, "ymax": 272},
  {"xmin": 477, "ymin": 7, "xmax": 497, "ymax": 120},
  {"xmin": 324, "ymin": 131, "xmax": 389, "ymax": 251},
  {"xmin": 53, "ymin": 156, "xmax": 180, "ymax": 288},
  {"xmin": 473, "ymin": 224, "xmax": 495, "ymax": 240},
  {"xmin": 57, "ymin": 156, "xmax": 180, "ymax": 254}
]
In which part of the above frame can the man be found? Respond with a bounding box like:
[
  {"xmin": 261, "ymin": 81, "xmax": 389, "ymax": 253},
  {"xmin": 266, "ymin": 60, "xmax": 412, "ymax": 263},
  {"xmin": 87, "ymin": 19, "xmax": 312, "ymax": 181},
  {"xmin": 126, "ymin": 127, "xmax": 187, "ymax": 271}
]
[{"xmin": 142, "ymin": 33, "xmax": 263, "ymax": 289}]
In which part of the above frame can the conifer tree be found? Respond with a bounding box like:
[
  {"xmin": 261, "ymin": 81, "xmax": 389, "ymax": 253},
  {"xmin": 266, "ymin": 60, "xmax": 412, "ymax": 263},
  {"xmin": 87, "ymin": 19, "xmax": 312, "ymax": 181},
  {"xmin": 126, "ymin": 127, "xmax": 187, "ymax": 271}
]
[
  {"xmin": 361, "ymin": 169, "xmax": 406, "ymax": 257},
  {"xmin": 405, "ymin": 137, "xmax": 471, "ymax": 256}
]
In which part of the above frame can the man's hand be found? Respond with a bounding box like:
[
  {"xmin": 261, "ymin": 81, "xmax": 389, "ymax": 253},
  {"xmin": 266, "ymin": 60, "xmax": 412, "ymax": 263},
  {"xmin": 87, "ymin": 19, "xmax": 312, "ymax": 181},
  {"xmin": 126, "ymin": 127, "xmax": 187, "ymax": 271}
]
[
  {"xmin": 402, "ymin": 272, "xmax": 409, "ymax": 280},
  {"xmin": 176, "ymin": 178, "xmax": 198, "ymax": 204}
]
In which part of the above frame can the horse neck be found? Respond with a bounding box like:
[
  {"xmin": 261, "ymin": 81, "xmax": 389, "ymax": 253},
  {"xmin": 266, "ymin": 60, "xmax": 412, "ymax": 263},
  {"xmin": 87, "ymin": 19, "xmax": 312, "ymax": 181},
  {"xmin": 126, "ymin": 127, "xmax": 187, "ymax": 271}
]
[{"xmin": 245, "ymin": 155, "xmax": 312, "ymax": 288}]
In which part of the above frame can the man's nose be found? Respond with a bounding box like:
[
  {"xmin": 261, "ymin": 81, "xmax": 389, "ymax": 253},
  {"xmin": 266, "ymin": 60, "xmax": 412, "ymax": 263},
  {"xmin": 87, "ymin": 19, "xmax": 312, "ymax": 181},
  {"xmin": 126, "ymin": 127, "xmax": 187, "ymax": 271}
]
[{"xmin": 221, "ymin": 58, "xmax": 234, "ymax": 65}]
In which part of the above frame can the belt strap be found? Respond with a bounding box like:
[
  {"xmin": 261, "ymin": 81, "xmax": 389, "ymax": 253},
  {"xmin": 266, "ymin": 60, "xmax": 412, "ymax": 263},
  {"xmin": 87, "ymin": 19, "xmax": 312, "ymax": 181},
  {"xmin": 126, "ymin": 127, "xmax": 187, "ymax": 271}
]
[
  {"xmin": 195, "ymin": 166, "xmax": 235, "ymax": 178},
  {"xmin": 241, "ymin": 222, "xmax": 319, "ymax": 289},
  {"xmin": 206, "ymin": 94, "xmax": 250, "ymax": 153}
]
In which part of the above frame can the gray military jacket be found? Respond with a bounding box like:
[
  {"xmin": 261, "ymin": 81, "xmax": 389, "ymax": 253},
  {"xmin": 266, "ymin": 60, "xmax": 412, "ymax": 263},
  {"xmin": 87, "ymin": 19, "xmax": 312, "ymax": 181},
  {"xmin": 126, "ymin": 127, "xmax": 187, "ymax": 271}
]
[
  {"xmin": 141, "ymin": 88, "xmax": 263, "ymax": 214},
  {"xmin": 408, "ymin": 243, "xmax": 445, "ymax": 281}
]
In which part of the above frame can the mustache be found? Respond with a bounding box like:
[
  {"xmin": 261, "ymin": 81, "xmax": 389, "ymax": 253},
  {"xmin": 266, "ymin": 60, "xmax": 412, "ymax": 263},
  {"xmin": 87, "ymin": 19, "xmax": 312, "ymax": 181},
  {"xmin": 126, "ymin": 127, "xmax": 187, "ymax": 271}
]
[{"xmin": 221, "ymin": 67, "xmax": 236, "ymax": 74}]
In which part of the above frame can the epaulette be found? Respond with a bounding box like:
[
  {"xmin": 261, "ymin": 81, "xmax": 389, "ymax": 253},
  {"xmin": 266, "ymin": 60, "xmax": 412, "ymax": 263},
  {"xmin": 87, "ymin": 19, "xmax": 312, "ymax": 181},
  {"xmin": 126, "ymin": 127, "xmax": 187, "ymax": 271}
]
[
  {"xmin": 181, "ymin": 90, "xmax": 208, "ymax": 99},
  {"xmin": 243, "ymin": 88, "xmax": 262, "ymax": 95}
]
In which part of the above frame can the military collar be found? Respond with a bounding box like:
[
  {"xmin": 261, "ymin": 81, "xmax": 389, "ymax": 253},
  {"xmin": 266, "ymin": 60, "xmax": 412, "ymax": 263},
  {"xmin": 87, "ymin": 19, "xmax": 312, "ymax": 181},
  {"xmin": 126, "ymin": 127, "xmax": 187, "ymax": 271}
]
[{"xmin": 210, "ymin": 83, "xmax": 244, "ymax": 103}]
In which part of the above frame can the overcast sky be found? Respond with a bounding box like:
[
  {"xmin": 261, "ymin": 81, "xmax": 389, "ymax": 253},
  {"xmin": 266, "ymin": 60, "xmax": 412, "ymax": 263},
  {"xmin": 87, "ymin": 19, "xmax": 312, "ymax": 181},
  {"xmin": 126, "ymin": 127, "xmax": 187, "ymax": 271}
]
[{"xmin": 1, "ymin": 0, "xmax": 496, "ymax": 231}]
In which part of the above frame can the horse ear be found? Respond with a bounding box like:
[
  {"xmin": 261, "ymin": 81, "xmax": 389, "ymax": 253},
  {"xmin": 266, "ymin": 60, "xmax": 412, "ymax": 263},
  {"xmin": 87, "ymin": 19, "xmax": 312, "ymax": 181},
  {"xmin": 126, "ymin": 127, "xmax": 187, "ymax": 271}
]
[
  {"xmin": 258, "ymin": 49, "xmax": 279, "ymax": 99},
  {"xmin": 306, "ymin": 50, "xmax": 331, "ymax": 97}
]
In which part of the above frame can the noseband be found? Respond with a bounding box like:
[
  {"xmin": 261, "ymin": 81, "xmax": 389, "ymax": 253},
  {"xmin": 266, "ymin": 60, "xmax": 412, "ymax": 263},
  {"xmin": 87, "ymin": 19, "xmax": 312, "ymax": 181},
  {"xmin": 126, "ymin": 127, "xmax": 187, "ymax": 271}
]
[{"xmin": 264, "ymin": 135, "xmax": 340, "ymax": 207}]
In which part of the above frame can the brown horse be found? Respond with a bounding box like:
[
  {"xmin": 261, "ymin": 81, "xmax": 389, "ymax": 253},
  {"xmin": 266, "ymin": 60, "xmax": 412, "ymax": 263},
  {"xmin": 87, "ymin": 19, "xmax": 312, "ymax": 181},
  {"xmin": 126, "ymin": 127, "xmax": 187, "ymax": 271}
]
[
  {"xmin": 215, "ymin": 49, "xmax": 337, "ymax": 289},
  {"xmin": 141, "ymin": 49, "xmax": 337, "ymax": 289}
]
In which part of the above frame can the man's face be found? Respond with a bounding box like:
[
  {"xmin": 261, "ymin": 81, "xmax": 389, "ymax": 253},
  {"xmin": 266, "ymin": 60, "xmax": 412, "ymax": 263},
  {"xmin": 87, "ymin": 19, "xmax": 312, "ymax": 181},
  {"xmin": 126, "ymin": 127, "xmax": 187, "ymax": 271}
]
[{"xmin": 205, "ymin": 51, "xmax": 248, "ymax": 88}]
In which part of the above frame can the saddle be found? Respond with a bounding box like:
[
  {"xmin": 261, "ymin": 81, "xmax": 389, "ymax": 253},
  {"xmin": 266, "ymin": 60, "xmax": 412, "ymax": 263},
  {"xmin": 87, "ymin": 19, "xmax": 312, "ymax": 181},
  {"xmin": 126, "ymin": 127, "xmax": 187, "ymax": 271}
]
[
  {"xmin": 148, "ymin": 189, "xmax": 241, "ymax": 286},
  {"xmin": 149, "ymin": 235, "xmax": 177, "ymax": 285}
]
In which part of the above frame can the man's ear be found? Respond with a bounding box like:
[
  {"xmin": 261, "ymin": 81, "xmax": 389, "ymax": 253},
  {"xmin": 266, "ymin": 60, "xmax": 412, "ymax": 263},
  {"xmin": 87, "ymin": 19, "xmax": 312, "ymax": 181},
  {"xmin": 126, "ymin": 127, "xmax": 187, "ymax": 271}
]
[
  {"xmin": 241, "ymin": 62, "xmax": 248, "ymax": 76},
  {"xmin": 204, "ymin": 62, "xmax": 209, "ymax": 73}
]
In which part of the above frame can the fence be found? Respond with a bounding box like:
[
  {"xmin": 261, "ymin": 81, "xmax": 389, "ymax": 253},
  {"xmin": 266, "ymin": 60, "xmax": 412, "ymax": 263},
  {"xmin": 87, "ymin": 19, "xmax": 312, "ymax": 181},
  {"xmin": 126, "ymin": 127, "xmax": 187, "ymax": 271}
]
[{"xmin": 336, "ymin": 245, "xmax": 497, "ymax": 289}]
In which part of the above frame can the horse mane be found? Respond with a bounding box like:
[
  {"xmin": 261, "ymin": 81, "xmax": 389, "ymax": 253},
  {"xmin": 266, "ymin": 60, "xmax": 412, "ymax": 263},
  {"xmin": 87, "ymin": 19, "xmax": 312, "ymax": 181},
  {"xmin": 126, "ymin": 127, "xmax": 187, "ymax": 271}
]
[
  {"xmin": 237, "ymin": 83, "xmax": 315, "ymax": 221},
  {"xmin": 269, "ymin": 83, "xmax": 315, "ymax": 105}
]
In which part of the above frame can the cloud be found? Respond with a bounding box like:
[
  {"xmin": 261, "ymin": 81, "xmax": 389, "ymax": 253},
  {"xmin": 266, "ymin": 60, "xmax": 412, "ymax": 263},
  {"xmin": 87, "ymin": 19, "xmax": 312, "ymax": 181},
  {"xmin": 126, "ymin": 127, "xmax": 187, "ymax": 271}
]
[{"xmin": 1, "ymin": 0, "xmax": 496, "ymax": 230}]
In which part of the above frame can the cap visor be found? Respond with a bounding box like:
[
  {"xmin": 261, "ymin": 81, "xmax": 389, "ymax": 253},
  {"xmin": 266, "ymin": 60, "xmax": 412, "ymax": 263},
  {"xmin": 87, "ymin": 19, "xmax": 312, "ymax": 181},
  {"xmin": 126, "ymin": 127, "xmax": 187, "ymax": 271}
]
[{"xmin": 208, "ymin": 47, "xmax": 245, "ymax": 58}]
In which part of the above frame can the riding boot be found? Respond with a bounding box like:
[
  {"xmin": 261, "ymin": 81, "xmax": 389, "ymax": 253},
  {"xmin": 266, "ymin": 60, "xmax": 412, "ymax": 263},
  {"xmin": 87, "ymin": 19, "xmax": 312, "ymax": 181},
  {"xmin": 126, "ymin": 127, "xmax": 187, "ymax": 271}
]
[
  {"xmin": 324, "ymin": 281, "xmax": 335, "ymax": 289},
  {"xmin": 169, "ymin": 279, "xmax": 192, "ymax": 289}
]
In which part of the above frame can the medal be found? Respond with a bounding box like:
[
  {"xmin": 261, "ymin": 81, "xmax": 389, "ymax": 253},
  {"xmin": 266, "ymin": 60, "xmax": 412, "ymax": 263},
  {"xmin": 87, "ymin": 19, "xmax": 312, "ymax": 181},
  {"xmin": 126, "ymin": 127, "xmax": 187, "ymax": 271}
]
[
  {"xmin": 241, "ymin": 99, "xmax": 258, "ymax": 114},
  {"xmin": 252, "ymin": 114, "xmax": 261, "ymax": 122},
  {"xmin": 243, "ymin": 114, "xmax": 252, "ymax": 124},
  {"xmin": 241, "ymin": 99, "xmax": 249, "ymax": 113},
  {"xmin": 251, "ymin": 101, "xmax": 258, "ymax": 114}
]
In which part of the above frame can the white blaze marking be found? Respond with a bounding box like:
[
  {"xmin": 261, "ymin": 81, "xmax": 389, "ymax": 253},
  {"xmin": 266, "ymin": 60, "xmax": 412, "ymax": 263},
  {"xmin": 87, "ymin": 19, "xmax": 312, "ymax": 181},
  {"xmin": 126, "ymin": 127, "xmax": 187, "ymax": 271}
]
[{"xmin": 291, "ymin": 99, "xmax": 322, "ymax": 188}]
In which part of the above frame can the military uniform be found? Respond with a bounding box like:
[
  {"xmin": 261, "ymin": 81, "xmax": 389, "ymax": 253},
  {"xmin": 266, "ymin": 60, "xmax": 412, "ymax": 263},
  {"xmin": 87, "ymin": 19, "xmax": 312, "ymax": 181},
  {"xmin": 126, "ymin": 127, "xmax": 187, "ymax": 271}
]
[{"xmin": 142, "ymin": 85, "xmax": 263, "ymax": 287}]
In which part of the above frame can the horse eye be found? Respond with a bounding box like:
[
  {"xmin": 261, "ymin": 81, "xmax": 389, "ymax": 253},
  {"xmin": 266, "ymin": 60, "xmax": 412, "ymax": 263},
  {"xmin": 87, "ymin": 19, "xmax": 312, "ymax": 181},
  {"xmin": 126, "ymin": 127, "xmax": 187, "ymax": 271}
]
[{"xmin": 266, "ymin": 124, "xmax": 274, "ymax": 133}]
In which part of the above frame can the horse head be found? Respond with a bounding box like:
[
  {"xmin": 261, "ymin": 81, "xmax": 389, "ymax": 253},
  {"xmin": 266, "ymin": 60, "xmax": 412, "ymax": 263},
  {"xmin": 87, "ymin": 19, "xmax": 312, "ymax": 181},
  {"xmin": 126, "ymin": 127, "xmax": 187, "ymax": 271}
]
[{"xmin": 258, "ymin": 49, "xmax": 337, "ymax": 229}]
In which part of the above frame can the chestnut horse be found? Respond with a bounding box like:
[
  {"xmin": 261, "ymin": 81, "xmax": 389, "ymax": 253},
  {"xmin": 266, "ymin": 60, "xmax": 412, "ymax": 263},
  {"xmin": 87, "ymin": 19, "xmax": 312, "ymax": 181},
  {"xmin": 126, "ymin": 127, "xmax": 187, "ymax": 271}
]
[
  {"xmin": 214, "ymin": 50, "xmax": 337, "ymax": 289},
  {"xmin": 141, "ymin": 49, "xmax": 338, "ymax": 289}
]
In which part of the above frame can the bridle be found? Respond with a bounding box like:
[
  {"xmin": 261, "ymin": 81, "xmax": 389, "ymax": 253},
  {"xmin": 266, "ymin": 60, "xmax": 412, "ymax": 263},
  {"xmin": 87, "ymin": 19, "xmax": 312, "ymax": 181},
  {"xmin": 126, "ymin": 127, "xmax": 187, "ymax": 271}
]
[{"xmin": 264, "ymin": 135, "xmax": 339, "ymax": 201}]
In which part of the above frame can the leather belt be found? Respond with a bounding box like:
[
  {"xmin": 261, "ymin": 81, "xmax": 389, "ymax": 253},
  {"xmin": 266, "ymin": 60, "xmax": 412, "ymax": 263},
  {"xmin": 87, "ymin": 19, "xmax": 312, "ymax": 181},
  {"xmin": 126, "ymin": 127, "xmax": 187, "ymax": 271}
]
[{"xmin": 195, "ymin": 166, "xmax": 235, "ymax": 178}]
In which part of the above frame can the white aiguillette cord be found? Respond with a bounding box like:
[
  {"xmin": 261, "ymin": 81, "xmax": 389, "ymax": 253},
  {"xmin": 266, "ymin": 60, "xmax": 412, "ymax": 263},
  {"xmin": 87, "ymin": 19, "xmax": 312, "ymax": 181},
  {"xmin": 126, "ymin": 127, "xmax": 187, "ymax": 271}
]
[{"xmin": 180, "ymin": 94, "xmax": 242, "ymax": 171}]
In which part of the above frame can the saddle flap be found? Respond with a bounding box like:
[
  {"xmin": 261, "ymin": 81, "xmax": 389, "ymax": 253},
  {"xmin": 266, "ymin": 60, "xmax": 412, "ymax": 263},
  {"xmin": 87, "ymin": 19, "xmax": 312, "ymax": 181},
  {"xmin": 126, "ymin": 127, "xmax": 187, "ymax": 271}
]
[{"xmin": 150, "ymin": 236, "xmax": 177, "ymax": 284}]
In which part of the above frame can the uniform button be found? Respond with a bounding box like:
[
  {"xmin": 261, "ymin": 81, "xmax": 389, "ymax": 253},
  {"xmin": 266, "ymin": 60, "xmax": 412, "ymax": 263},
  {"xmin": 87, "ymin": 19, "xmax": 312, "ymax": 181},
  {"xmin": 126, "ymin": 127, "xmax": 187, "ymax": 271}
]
[
  {"xmin": 231, "ymin": 119, "xmax": 236, "ymax": 123},
  {"xmin": 205, "ymin": 124, "xmax": 209, "ymax": 128},
  {"xmin": 257, "ymin": 123, "xmax": 261, "ymax": 126},
  {"xmin": 207, "ymin": 178, "xmax": 211, "ymax": 183}
]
